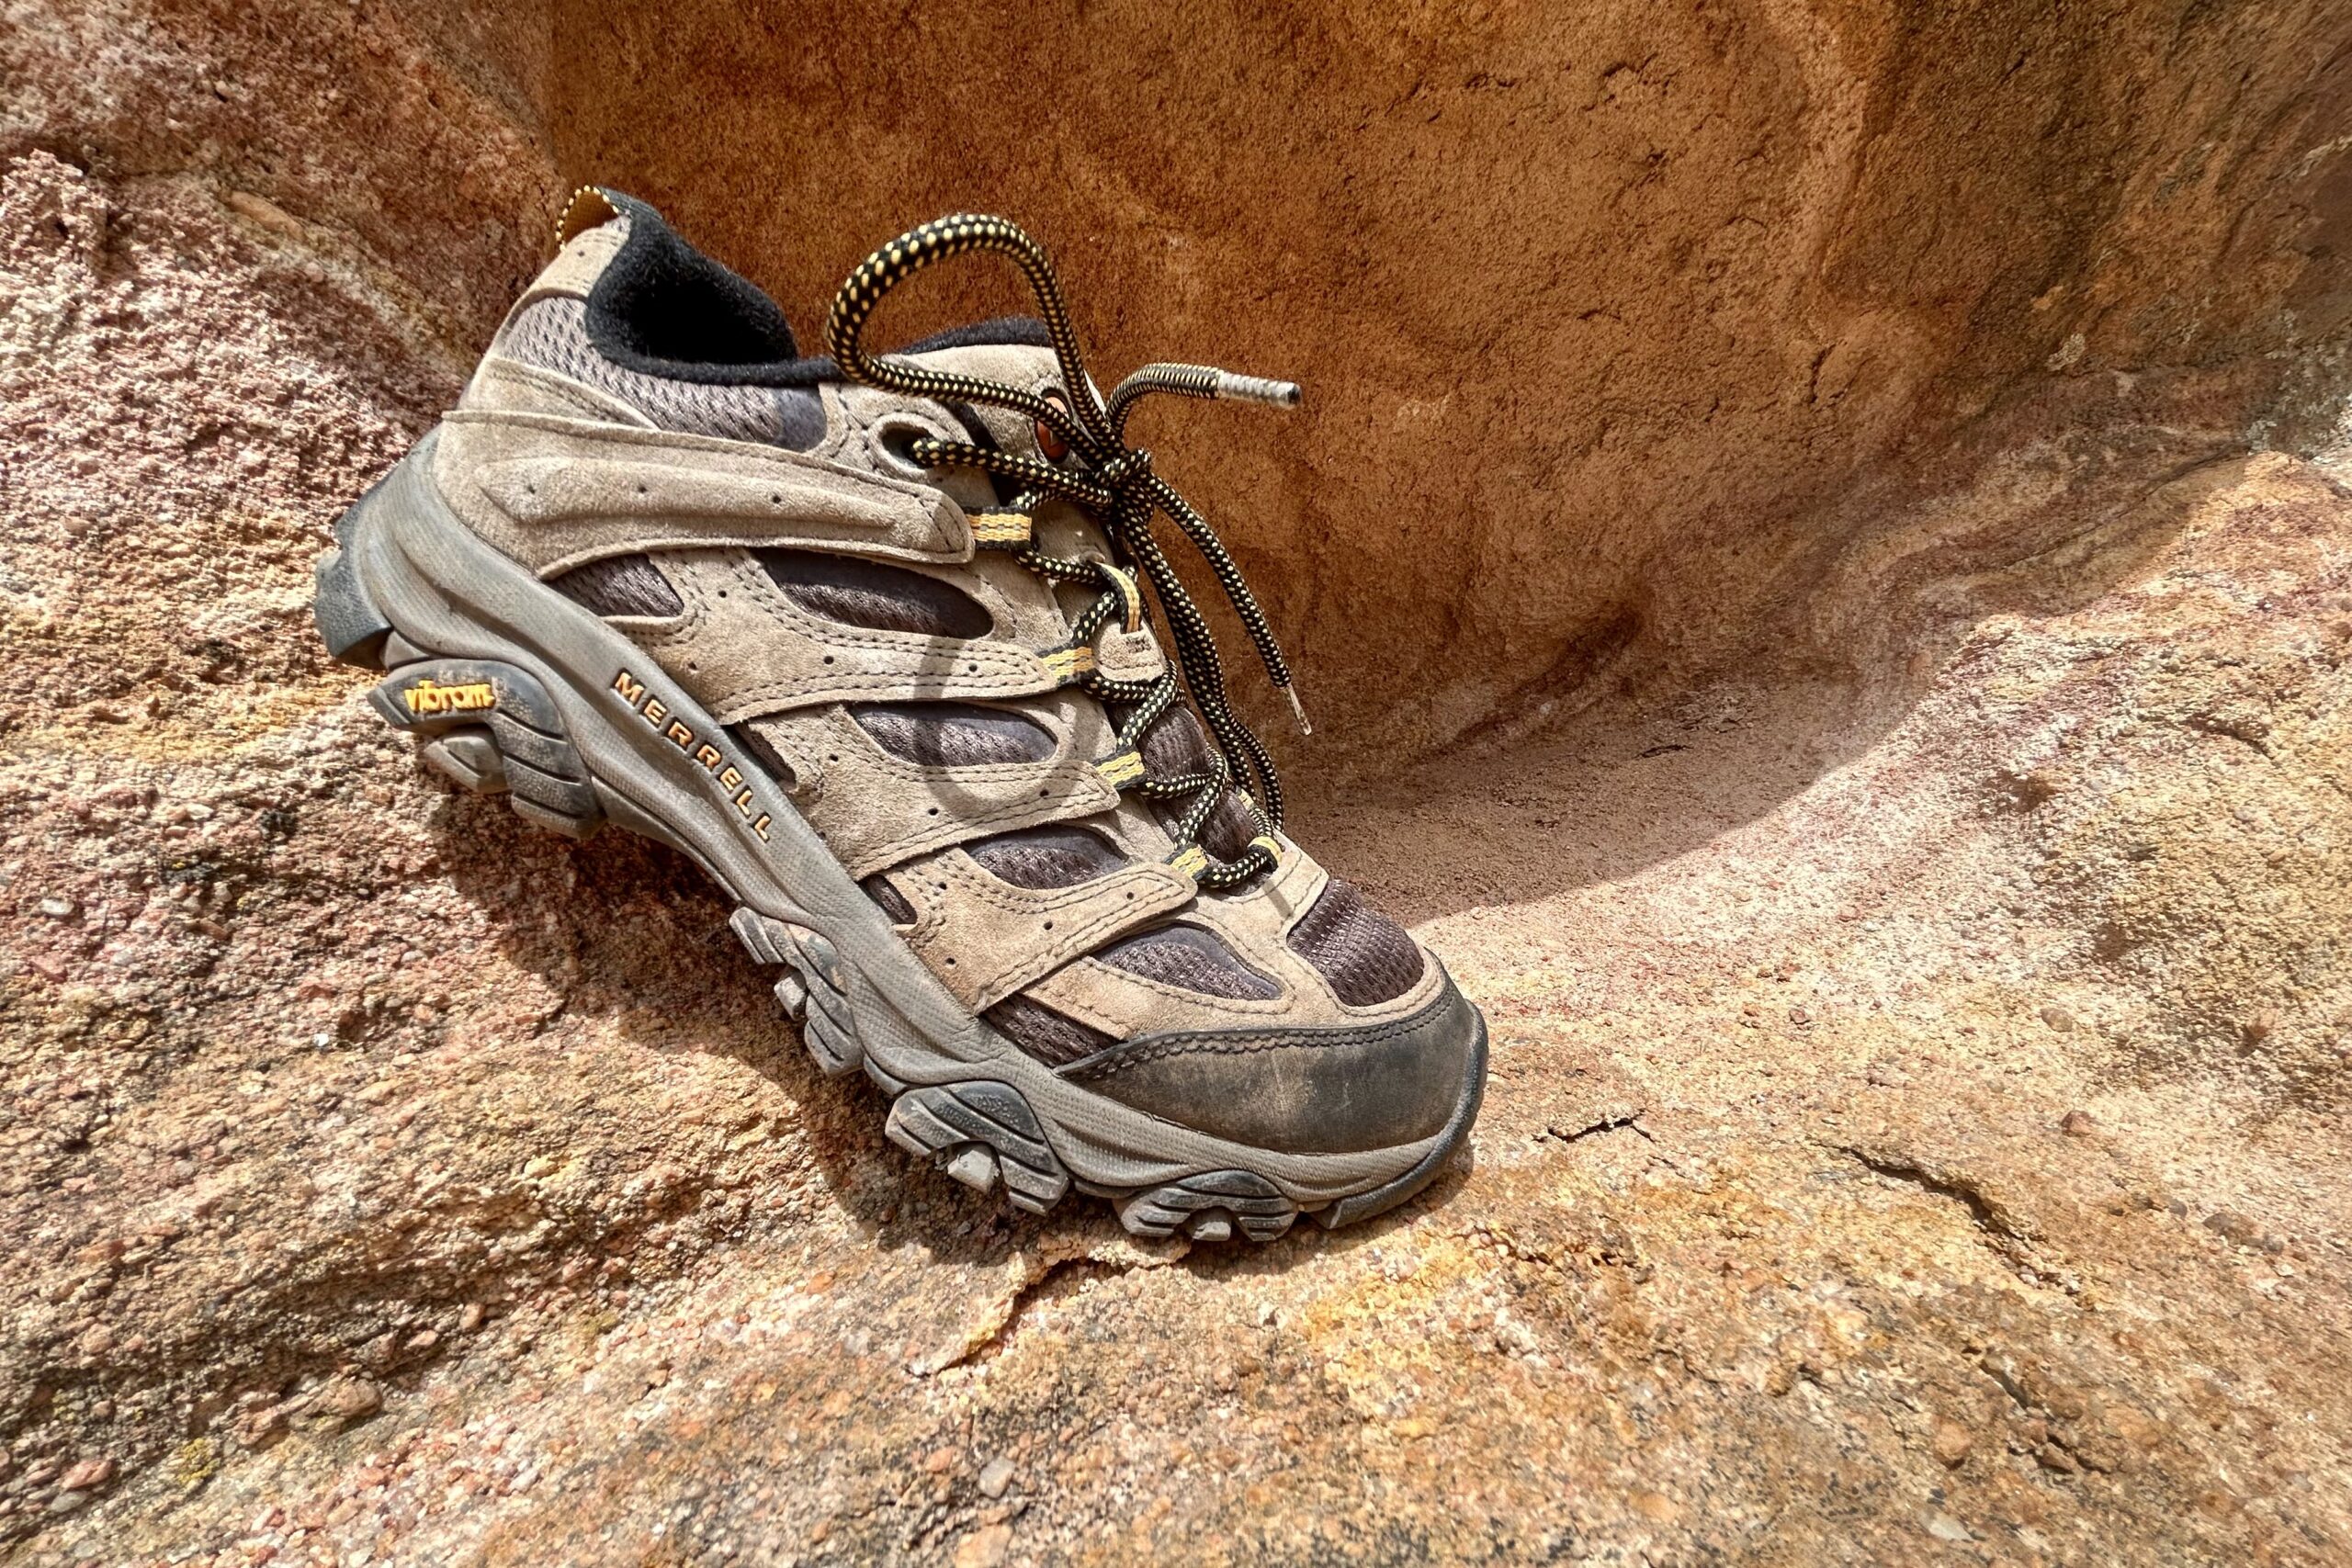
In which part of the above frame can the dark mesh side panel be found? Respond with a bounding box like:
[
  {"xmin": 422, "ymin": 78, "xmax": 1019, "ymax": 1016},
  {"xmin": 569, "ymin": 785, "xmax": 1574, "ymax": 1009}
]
[
  {"xmin": 984, "ymin": 992, "xmax": 1114, "ymax": 1066},
  {"xmin": 852, "ymin": 703, "xmax": 1056, "ymax": 767},
  {"xmin": 1197, "ymin": 793, "xmax": 1261, "ymax": 864},
  {"xmin": 1288, "ymin": 878, "xmax": 1426, "ymax": 1006},
  {"xmin": 548, "ymin": 553, "xmax": 684, "ymax": 618},
  {"xmin": 1096, "ymin": 925, "xmax": 1280, "ymax": 999},
  {"xmin": 861, "ymin": 874, "xmax": 916, "ymax": 924},
  {"xmin": 758, "ymin": 549, "xmax": 992, "ymax": 637},
  {"xmin": 966, "ymin": 824, "xmax": 1125, "ymax": 889},
  {"xmin": 1138, "ymin": 705, "xmax": 1217, "ymax": 779},
  {"xmin": 500, "ymin": 297, "xmax": 822, "ymax": 447},
  {"xmin": 1138, "ymin": 707, "xmax": 1259, "ymax": 863}
]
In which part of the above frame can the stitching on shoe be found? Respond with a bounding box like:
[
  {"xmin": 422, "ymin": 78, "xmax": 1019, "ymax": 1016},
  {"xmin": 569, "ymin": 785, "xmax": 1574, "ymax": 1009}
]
[
  {"xmin": 1062, "ymin": 955, "xmax": 1293, "ymax": 1014},
  {"xmin": 1059, "ymin": 999, "xmax": 1451, "ymax": 1083},
  {"xmin": 918, "ymin": 852, "xmax": 1193, "ymax": 1008}
]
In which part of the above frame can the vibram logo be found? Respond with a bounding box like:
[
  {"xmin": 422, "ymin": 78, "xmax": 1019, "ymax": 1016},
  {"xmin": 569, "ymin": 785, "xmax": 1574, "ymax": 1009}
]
[
  {"xmin": 611, "ymin": 667, "xmax": 773, "ymax": 842},
  {"xmin": 403, "ymin": 679, "xmax": 496, "ymax": 716}
]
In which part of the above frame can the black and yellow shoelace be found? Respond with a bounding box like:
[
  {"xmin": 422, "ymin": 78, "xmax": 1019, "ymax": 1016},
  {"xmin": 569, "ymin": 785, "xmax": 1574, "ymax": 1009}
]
[{"xmin": 824, "ymin": 215, "xmax": 1306, "ymax": 890}]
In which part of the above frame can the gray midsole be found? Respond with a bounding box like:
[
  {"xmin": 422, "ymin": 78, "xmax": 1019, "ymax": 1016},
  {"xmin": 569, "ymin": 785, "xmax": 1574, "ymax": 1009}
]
[{"xmin": 345, "ymin": 437, "xmax": 1440, "ymax": 1202}]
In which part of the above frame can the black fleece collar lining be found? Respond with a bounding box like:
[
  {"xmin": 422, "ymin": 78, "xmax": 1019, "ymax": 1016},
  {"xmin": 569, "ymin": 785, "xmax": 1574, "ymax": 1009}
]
[{"xmin": 581, "ymin": 190, "xmax": 1054, "ymax": 387}]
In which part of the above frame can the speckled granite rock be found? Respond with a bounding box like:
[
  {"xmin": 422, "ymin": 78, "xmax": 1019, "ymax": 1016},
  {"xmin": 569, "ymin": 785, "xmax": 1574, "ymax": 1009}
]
[{"xmin": 4, "ymin": 1, "xmax": 2350, "ymax": 1562}]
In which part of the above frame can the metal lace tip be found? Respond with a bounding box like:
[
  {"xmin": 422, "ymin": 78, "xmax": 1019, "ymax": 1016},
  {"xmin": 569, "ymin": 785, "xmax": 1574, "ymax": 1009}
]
[
  {"xmin": 1215, "ymin": 371, "xmax": 1304, "ymax": 410},
  {"xmin": 1283, "ymin": 683, "xmax": 1312, "ymax": 736}
]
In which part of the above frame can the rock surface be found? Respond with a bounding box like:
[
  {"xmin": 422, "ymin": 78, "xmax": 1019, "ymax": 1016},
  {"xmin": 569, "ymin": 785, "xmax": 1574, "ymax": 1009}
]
[{"xmin": 4, "ymin": 2, "xmax": 2350, "ymax": 1563}]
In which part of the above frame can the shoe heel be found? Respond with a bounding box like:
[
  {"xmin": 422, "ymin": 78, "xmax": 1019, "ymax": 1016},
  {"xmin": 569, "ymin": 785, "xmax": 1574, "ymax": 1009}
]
[
  {"xmin": 314, "ymin": 486, "xmax": 397, "ymax": 671},
  {"xmin": 368, "ymin": 658, "xmax": 605, "ymax": 839}
]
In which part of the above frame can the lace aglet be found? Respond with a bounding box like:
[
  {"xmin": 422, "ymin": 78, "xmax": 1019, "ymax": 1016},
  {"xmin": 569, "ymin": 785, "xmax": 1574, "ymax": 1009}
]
[
  {"xmin": 1215, "ymin": 371, "xmax": 1304, "ymax": 410},
  {"xmin": 1282, "ymin": 683, "xmax": 1312, "ymax": 737}
]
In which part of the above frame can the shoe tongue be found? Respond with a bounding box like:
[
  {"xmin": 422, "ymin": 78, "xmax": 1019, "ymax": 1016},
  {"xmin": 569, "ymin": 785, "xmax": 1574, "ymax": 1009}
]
[
  {"xmin": 898, "ymin": 334, "xmax": 1065, "ymax": 446},
  {"xmin": 894, "ymin": 321, "xmax": 1059, "ymax": 394}
]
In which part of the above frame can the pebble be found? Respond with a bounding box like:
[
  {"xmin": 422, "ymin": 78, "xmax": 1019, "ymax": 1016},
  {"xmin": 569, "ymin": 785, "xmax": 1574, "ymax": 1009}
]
[
  {"xmin": 1931, "ymin": 1417, "xmax": 1973, "ymax": 1467},
  {"xmin": 1924, "ymin": 1511, "xmax": 1973, "ymax": 1542},
  {"xmin": 2060, "ymin": 1110, "xmax": 2096, "ymax": 1137},
  {"xmin": 978, "ymin": 1457, "xmax": 1015, "ymax": 1498},
  {"xmin": 952, "ymin": 1523, "xmax": 1012, "ymax": 1568},
  {"xmin": 2202, "ymin": 1211, "xmax": 2284, "ymax": 1254},
  {"xmin": 2039, "ymin": 1005, "xmax": 2076, "ymax": 1032},
  {"xmin": 58, "ymin": 1457, "xmax": 115, "ymax": 1491},
  {"xmin": 308, "ymin": 1375, "xmax": 383, "ymax": 1424},
  {"xmin": 38, "ymin": 896, "xmax": 76, "ymax": 919}
]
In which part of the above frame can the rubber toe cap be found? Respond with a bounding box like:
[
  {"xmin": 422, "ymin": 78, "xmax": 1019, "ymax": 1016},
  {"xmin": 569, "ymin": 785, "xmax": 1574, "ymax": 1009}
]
[{"xmin": 1058, "ymin": 966, "xmax": 1488, "ymax": 1155}]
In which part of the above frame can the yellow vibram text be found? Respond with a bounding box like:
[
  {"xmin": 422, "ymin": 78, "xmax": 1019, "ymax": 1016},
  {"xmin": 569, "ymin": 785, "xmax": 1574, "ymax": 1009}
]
[{"xmin": 402, "ymin": 679, "xmax": 496, "ymax": 716}]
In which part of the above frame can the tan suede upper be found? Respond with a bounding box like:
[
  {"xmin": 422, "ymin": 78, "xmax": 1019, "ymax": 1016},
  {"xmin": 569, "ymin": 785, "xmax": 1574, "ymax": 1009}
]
[{"xmin": 440, "ymin": 213, "xmax": 1447, "ymax": 1047}]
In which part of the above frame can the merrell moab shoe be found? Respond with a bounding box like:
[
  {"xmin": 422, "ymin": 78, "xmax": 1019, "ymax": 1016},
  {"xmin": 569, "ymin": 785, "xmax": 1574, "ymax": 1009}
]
[{"xmin": 314, "ymin": 189, "xmax": 1486, "ymax": 1240}]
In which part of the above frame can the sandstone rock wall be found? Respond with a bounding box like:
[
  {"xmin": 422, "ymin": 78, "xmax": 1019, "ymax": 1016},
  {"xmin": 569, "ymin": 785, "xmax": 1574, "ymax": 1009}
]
[{"xmin": 545, "ymin": 0, "xmax": 2352, "ymax": 754}]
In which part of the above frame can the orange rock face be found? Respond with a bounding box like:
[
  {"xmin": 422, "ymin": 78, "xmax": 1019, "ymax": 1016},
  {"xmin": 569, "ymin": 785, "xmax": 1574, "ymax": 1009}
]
[
  {"xmin": 543, "ymin": 0, "xmax": 2352, "ymax": 758},
  {"xmin": 3, "ymin": 1, "xmax": 2350, "ymax": 1562}
]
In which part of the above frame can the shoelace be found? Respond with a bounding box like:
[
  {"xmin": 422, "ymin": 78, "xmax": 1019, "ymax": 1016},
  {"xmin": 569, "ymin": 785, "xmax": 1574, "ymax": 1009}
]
[{"xmin": 824, "ymin": 215, "xmax": 1306, "ymax": 889}]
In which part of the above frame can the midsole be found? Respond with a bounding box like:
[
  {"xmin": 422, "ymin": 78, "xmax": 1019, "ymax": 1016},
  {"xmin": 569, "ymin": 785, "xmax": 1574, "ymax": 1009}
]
[{"xmin": 344, "ymin": 437, "xmax": 1443, "ymax": 1201}]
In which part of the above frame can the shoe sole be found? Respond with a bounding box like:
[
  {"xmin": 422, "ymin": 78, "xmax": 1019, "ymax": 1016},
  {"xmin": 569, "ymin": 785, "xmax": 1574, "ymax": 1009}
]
[{"xmin": 313, "ymin": 435, "xmax": 1486, "ymax": 1242}]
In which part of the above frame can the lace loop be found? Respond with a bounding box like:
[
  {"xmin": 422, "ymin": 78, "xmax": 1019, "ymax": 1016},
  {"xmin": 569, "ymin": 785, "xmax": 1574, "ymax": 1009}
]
[{"xmin": 825, "ymin": 214, "xmax": 1306, "ymax": 886}]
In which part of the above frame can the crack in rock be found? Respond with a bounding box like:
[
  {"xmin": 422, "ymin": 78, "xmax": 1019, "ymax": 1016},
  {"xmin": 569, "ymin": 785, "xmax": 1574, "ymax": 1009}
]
[
  {"xmin": 911, "ymin": 1232, "xmax": 1189, "ymax": 1376},
  {"xmin": 1832, "ymin": 1141, "xmax": 2049, "ymax": 1275}
]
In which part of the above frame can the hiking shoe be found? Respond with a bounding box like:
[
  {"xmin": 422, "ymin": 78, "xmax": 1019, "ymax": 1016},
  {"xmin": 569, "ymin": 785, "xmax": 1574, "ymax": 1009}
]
[{"xmin": 314, "ymin": 189, "xmax": 1487, "ymax": 1240}]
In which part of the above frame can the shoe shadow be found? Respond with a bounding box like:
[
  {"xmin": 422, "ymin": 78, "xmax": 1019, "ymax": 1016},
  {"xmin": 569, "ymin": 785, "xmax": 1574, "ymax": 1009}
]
[
  {"xmin": 1286, "ymin": 443, "xmax": 2237, "ymax": 927},
  {"xmin": 420, "ymin": 782, "xmax": 1487, "ymax": 1265}
]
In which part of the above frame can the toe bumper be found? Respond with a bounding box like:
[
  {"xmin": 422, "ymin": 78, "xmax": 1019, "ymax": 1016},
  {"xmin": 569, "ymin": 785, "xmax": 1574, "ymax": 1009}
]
[{"xmin": 1058, "ymin": 969, "xmax": 1488, "ymax": 1156}]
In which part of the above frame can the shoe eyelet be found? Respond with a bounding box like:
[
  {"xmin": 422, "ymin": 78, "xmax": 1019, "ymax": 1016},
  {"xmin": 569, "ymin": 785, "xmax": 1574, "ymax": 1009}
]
[
  {"xmin": 1035, "ymin": 389, "xmax": 1070, "ymax": 460},
  {"xmin": 874, "ymin": 414, "xmax": 948, "ymax": 478}
]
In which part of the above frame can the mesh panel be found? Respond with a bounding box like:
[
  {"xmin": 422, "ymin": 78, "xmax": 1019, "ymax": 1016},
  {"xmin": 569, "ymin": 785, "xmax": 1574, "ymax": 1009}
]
[
  {"xmin": 548, "ymin": 553, "xmax": 683, "ymax": 617},
  {"xmin": 862, "ymin": 874, "xmax": 916, "ymax": 924},
  {"xmin": 1197, "ymin": 793, "xmax": 1261, "ymax": 864},
  {"xmin": 985, "ymin": 993, "xmax": 1114, "ymax": 1066},
  {"xmin": 1096, "ymin": 925, "xmax": 1279, "ymax": 999},
  {"xmin": 1288, "ymin": 877, "xmax": 1426, "ymax": 1006},
  {"xmin": 500, "ymin": 297, "xmax": 822, "ymax": 446},
  {"xmin": 1138, "ymin": 705, "xmax": 1216, "ymax": 779},
  {"xmin": 966, "ymin": 824, "xmax": 1125, "ymax": 889},
  {"xmin": 1138, "ymin": 707, "xmax": 1259, "ymax": 863},
  {"xmin": 758, "ymin": 549, "xmax": 992, "ymax": 638},
  {"xmin": 852, "ymin": 703, "xmax": 1056, "ymax": 767}
]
